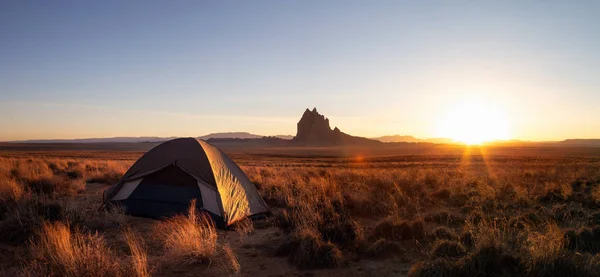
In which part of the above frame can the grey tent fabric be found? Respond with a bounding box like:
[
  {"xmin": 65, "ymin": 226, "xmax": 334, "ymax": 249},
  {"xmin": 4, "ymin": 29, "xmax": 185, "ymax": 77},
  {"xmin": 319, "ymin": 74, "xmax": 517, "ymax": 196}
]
[{"xmin": 103, "ymin": 138, "xmax": 269, "ymax": 227}]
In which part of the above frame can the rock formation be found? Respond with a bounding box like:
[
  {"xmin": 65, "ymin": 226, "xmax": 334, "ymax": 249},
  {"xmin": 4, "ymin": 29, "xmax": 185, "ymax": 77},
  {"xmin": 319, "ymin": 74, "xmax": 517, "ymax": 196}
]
[
  {"xmin": 293, "ymin": 108, "xmax": 381, "ymax": 145},
  {"xmin": 295, "ymin": 108, "xmax": 332, "ymax": 143}
]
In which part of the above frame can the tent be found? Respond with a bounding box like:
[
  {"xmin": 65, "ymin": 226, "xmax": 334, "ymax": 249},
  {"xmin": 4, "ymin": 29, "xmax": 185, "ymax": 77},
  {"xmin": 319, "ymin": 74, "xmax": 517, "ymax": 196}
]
[{"xmin": 103, "ymin": 137, "xmax": 269, "ymax": 228}]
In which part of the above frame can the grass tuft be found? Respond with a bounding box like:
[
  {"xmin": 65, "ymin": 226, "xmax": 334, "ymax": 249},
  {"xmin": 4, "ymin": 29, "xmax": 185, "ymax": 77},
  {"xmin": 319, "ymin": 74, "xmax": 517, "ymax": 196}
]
[
  {"xmin": 372, "ymin": 216, "xmax": 425, "ymax": 241},
  {"xmin": 155, "ymin": 200, "xmax": 218, "ymax": 265},
  {"xmin": 431, "ymin": 240, "xmax": 467, "ymax": 258},
  {"xmin": 277, "ymin": 227, "xmax": 344, "ymax": 269},
  {"xmin": 364, "ymin": 238, "xmax": 404, "ymax": 258},
  {"xmin": 21, "ymin": 221, "xmax": 124, "ymax": 277},
  {"xmin": 122, "ymin": 228, "xmax": 151, "ymax": 277}
]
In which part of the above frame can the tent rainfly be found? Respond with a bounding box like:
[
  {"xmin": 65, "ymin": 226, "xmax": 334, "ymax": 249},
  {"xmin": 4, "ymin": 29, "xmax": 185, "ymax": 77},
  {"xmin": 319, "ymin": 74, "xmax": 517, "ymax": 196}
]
[{"xmin": 103, "ymin": 138, "xmax": 269, "ymax": 228}]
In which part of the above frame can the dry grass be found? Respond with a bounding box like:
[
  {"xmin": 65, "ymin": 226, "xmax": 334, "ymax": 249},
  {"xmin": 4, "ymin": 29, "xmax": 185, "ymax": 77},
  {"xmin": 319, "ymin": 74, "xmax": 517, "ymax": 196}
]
[
  {"xmin": 21, "ymin": 221, "xmax": 124, "ymax": 277},
  {"xmin": 123, "ymin": 228, "xmax": 151, "ymax": 277},
  {"xmin": 154, "ymin": 200, "xmax": 218, "ymax": 265},
  {"xmin": 430, "ymin": 240, "xmax": 467, "ymax": 258},
  {"xmin": 231, "ymin": 217, "xmax": 254, "ymax": 243},
  {"xmin": 0, "ymin": 178, "xmax": 23, "ymax": 203},
  {"xmin": 243, "ymin": 156, "xmax": 600, "ymax": 273},
  {"xmin": 432, "ymin": 226, "xmax": 459, "ymax": 241},
  {"xmin": 21, "ymin": 222, "xmax": 152, "ymax": 277},
  {"xmin": 2, "ymin": 152, "xmax": 600, "ymax": 275},
  {"xmin": 0, "ymin": 196, "xmax": 85, "ymax": 244},
  {"xmin": 153, "ymin": 200, "xmax": 244, "ymax": 273},
  {"xmin": 372, "ymin": 216, "xmax": 425, "ymax": 241},
  {"xmin": 277, "ymin": 226, "xmax": 344, "ymax": 268},
  {"xmin": 219, "ymin": 244, "xmax": 241, "ymax": 274},
  {"xmin": 592, "ymin": 186, "xmax": 600, "ymax": 204},
  {"xmin": 0, "ymin": 157, "xmax": 130, "ymax": 200},
  {"xmin": 363, "ymin": 238, "xmax": 404, "ymax": 258}
]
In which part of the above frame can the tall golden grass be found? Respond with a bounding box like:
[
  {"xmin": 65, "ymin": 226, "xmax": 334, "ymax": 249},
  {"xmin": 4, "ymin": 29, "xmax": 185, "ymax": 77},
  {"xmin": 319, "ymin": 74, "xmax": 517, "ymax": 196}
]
[
  {"xmin": 21, "ymin": 221, "xmax": 151, "ymax": 277},
  {"xmin": 123, "ymin": 228, "xmax": 152, "ymax": 277},
  {"xmin": 22, "ymin": 222, "xmax": 122, "ymax": 277},
  {"xmin": 154, "ymin": 200, "xmax": 218, "ymax": 265},
  {"xmin": 243, "ymin": 158, "xmax": 600, "ymax": 272},
  {"xmin": 2, "ymin": 154, "xmax": 600, "ymax": 275},
  {"xmin": 0, "ymin": 157, "xmax": 130, "ymax": 201},
  {"xmin": 153, "ymin": 200, "xmax": 243, "ymax": 274}
]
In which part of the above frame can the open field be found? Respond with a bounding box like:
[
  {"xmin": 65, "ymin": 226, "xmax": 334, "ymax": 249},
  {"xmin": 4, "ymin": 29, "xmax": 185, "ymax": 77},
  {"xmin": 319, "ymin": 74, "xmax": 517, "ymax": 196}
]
[{"xmin": 1, "ymin": 146, "xmax": 600, "ymax": 276}]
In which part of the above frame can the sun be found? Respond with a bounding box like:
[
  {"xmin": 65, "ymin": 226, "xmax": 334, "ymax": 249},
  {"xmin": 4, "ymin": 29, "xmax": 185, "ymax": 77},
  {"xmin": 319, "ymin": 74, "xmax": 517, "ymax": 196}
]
[{"xmin": 437, "ymin": 98, "xmax": 510, "ymax": 145}]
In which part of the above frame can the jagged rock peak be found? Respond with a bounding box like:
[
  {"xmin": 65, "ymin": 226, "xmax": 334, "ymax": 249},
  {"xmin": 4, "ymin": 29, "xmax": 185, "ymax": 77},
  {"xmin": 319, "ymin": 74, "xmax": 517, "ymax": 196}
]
[
  {"xmin": 295, "ymin": 107, "xmax": 333, "ymax": 142},
  {"xmin": 292, "ymin": 107, "xmax": 381, "ymax": 145}
]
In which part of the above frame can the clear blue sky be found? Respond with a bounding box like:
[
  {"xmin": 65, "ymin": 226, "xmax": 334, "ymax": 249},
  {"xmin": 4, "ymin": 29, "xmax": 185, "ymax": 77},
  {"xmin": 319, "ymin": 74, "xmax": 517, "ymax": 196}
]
[{"xmin": 1, "ymin": 1, "xmax": 599, "ymax": 141}]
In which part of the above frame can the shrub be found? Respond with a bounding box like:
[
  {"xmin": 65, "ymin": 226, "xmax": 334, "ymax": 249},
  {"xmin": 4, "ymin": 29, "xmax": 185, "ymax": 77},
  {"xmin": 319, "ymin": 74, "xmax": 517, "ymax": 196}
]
[
  {"xmin": 455, "ymin": 244, "xmax": 524, "ymax": 276},
  {"xmin": 541, "ymin": 183, "xmax": 573, "ymax": 203},
  {"xmin": 219, "ymin": 244, "xmax": 241, "ymax": 274},
  {"xmin": 0, "ymin": 178, "xmax": 24, "ymax": 203},
  {"xmin": 372, "ymin": 217, "xmax": 425, "ymax": 241},
  {"xmin": 364, "ymin": 238, "xmax": 404, "ymax": 258},
  {"xmin": 425, "ymin": 211, "xmax": 464, "ymax": 227},
  {"xmin": 345, "ymin": 190, "xmax": 393, "ymax": 217},
  {"xmin": 508, "ymin": 214, "xmax": 537, "ymax": 230},
  {"xmin": 466, "ymin": 210, "xmax": 484, "ymax": 224},
  {"xmin": 65, "ymin": 168, "xmax": 84, "ymax": 180},
  {"xmin": 25, "ymin": 175, "xmax": 85, "ymax": 197},
  {"xmin": 320, "ymin": 218, "xmax": 363, "ymax": 246},
  {"xmin": 592, "ymin": 186, "xmax": 600, "ymax": 205},
  {"xmin": 450, "ymin": 192, "xmax": 470, "ymax": 207},
  {"xmin": 86, "ymin": 171, "xmax": 122, "ymax": 185},
  {"xmin": 82, "ymin": 204, "xmax": 127, "ymax": 232},
  {"xmin": 409, "ymin": 244, "xmax": 524, "ymax": 277},
  {"xmin": 528, "ymin": 252, "xmax": 600, "ymax": 277},
  {"xmin": 526, "ymin": 223, "xmax": 565, "ymax": 263},
  {"xmin": 432, "ymin": 226, "xmax": 458, "ymax": 241},
  {"xmin": 460, "ymin": 231, "xmax": 475, "ymax": 248},
  {"xmin": 84, "ymin": 161, "xmax": 129, "ymax": 185},
  {"xmin": 589, "ymin": 212, "xmax": 600, "ymax": 225},
  {"xmin": 408, "ymin": 258, "xmax": 455, "ymax": 277},
  {"xmin": 431, "ymin": 188, "xmax": 451, "ymax": 201},
  {"xmin": 155, "ymin": 200, "xmax": 218, "ymax": 265},
  {"xmin": 275, "ymin": 209, "xmax": 298, "ymax": 232},
  {"xmin": 431, "ymin": 240, "xmax": 467, "ymax": 258},
  {"xmin": 0, "ymin": 197, "xmax": 84, "ymax": 245},
  {"xmin": 277, "ymin": 227, "xmax": 343, "ymax": 269},
  {"xmin": 564, "ymin": 225, "xmax": 600, "ymax": 254}
]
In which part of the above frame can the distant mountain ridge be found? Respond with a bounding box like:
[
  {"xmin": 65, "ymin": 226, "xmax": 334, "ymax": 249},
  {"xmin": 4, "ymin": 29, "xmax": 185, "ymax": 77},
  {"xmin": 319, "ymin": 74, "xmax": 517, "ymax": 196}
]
[
  {"xmin": 558, "ymin": 139, "xmax": 600, "ymax": 146},
  {"xmin": 9, "ymin": 137, "xmax": 177, "ymax": 143},
  {"xmin": 198, "ymin": 132, "xmax": 263, "ymax": 140},
  {"xmin": 372, "ymin": 135, "xmax": 456, "ymax": 144},
  {"xmin": 9, "ymin": 133, "xmax": 293, "ymax": 143}
]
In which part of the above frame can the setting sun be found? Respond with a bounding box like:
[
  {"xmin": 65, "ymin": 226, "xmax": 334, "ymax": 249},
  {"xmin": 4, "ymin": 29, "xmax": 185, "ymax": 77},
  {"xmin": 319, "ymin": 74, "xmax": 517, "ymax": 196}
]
[{"xmin": 437, "ymin": 98, "xmax": 511, "ymax": 145}]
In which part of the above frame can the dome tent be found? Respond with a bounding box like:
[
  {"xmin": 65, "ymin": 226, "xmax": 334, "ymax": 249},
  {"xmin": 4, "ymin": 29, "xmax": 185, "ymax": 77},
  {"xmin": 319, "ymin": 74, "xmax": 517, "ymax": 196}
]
[{"xmin": 103, "ymin": 138, "xmax": 269, "ymax": 228}]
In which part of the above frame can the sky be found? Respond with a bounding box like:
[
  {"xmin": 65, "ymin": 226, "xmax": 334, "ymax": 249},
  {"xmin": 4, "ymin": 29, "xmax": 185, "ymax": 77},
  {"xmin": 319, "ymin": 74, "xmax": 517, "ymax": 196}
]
[{"xmin": 1, "ymin": 0, "xmax": 599, "ymax": 141}]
